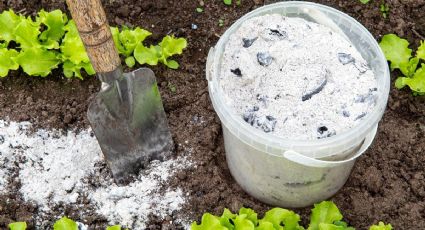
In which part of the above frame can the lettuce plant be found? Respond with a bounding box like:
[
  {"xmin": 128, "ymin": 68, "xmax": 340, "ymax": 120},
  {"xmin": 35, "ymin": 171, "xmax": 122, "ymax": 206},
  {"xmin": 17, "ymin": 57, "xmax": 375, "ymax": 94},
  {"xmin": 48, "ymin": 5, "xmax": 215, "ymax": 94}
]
[
  {"xmin": 0, "ymin": 9, "xmax": 187, "ymax": 79},
  {"xmin": 379, "ymin": 34, "xmax": 425, "ymax": 95},
  {"xmin": 191, "ymin": 201, "xmax": 392, "ymax": 230}
]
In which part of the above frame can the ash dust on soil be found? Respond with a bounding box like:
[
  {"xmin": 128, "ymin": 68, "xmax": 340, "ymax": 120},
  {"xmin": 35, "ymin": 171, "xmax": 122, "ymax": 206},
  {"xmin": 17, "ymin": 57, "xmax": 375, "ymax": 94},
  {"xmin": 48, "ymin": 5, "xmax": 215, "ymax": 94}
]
[{"xmin": 1, "ymin": 0, "xmax": 425, "ymax": 229}]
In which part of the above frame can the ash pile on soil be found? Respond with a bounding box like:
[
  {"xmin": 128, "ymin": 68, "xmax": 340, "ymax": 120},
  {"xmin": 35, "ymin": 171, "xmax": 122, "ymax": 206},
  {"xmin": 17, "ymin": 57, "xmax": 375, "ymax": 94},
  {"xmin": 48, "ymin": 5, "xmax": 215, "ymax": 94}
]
[
  {"xmin": 220, "ymin": 15, "xmax": 377, "ymax": 140},
  {"xmin": 0, "ymin": 120, "xmax": 191, "ymax": 229}
]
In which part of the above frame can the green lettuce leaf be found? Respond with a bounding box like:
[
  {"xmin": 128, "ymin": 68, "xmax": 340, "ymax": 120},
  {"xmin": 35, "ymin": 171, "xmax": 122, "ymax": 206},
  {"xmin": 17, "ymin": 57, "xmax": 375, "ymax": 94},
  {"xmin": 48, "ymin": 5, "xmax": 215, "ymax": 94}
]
[
  {"xmin": 106, "ymin": 225, "xmax": 127, "ymax": 230},
  {"xmin": 191, "ymin": 213, "xmax": 229, "ymax": 230},
  {"xmin": 0, "ymin": 10, "xmax": 22, "ymax": 42},
  {"xmin": 417, "ymin": 40, "xmax": 425, "ymax": 60},
  {"xmin": 262, "ymin": 208, "xmax": 303, "ymax": 230},
  {"xmin": 60, "ymin": 20, "xmax": 94, "ymax": 78},
  {"xmin": 239, "ymin": 208, "xmax": 258, "ymax": 226},
  {"xmin": 369, "ymin": 222, "xmax": 392, "ymax": 230},
  {"xmin": 111, "ymin": 27, "xmax": 126, "ymax": 55},
  {"xmin": 119, "ymin": 26, "xmax": 151, "ymax": 57},
  {"xmin": 8, "ymin": 222, "xmax": 27, "ymax": 230},
  {"xmin": 14, "ymin": 16, "xmax": 41, "ymax": 49},
  {"xmin": 160, "ymin": 35, "xmax": 187, "ymax": 57},
  {"xmin": 379, "ymin": 34, "xmax": 412, "ymax": 71},
  {"xmin": 63, "ymin": 60, "xmax": 95, "ymax": 79},
  {"xmin": 14, "ymin": 47, "xmax": 60, "ymax": 77},
  {"xmin": 0, "ymin": 48, "xmax": 19, "ymax": 77},
  {"xmin": 60, "ymin": 20, "xmax": 90, "ymax": 64},
  {"xmin": 256, "ymin": 221, "xmax": 275, "ymax": 230},
  {"xmin": 395, "ymin": 63, "xmax": 425, "ymax": 93},
  {"xmin": 125, "ymin": 56, "xmax": 136, "ymax": 68},
  {"xmin": 308, "ymin": 201, "xmax": 343, "ymax": 230},
  {"xmin": 53, "ymin": 217, "xmax": 78, "ymax": 230},
  {"xmin": 37, "ymin": 9, "xmax": 68, "ymax": 49},
  {"xmin": 134, "ymin": 44, "xmax": 160, "ymax": 65},
  {"xmin": 399, "ymin": 57, "xmax": 419, "ymax": 77},
  {"xmin": 234, "ymin": 214, "xmax": 255, "ymax": 230},
  {"xmin": 220, "ymin": 208, "xmax": 237, "ymax": 229}
]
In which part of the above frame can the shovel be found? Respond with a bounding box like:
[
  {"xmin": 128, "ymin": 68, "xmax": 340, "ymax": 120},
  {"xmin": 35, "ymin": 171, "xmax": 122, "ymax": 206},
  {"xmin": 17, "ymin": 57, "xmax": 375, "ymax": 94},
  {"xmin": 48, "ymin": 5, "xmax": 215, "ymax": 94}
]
[{"xmin": 66, "ymin": 0, "xmax": 174, "ymax": 182}]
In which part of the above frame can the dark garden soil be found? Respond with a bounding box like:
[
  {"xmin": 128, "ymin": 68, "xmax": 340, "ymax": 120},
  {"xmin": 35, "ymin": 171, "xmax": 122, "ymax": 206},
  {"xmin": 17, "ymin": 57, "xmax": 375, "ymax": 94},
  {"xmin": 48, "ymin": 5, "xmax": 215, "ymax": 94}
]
[{"xmin": 1, "ymin": 0, "xmax": 425, "ymax": 229}]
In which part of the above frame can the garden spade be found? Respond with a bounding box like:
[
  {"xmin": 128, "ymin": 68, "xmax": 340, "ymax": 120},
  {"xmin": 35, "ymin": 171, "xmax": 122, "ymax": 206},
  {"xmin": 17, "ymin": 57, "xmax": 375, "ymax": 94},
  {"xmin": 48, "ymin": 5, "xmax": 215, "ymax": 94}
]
[{"xmin": 66, "ymin": 0, "xmax": 174, "ymax": 182}]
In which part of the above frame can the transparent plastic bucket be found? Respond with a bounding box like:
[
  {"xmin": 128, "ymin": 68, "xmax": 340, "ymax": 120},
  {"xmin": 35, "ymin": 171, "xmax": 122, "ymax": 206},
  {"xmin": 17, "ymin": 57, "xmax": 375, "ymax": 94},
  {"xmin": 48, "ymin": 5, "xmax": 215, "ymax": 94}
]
[{"xmin": 206, "ymin": 1, "xmax": 390, "ymax": 207}]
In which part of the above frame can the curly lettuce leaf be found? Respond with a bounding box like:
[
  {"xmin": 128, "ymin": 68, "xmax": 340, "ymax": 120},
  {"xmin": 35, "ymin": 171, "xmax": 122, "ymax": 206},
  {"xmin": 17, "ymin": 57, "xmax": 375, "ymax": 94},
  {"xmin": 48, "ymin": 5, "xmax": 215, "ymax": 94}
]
[
  {"xmin": 395, "ymin": 63, "xmax": 425, "ymax": 93},
  {"xmin": 134, "ymin": 44, "xmax": 160, "ymax": 65},
  {"xmin": 379, "ymin": 34, "xmax": 412, "ymax": 73},
  {"xmin": 60, "ymin": 20, "xmax": 94, "ymax": 78},
  {"xmin": 308, "ymin": 201, "xmax": 343, "ymax": 230},
  {"xmin": 53, "ymin": 217, "xmax": 78, "ymax": 230},
  {"xmin": 256, "ymin": 221, "xmax": 275, "ymax": 230},
  {"xmin": 8, "ymin": 222, "xmax": 27, "ymax": 230},
  {"xmin": 262, "ymin": 208, "xmax": 303, "ymax": 230},
  {"xmin": 119, "ymin": 26, "xmax": 151, "ymax": 57},
  {"xmin": 234, "ymin": 214, "xmax": 255, "ymax": 230},
  {"xmin": 191, "ymin": 213, "xmax": 228, "ymax": 230},
  {"xmin": 417, "ymin": 40, "xmax": 425, "ymax": 60},
  {"xmin": 111, "ymin": 27, "xmax": 126, "ymax": 55},
  {"xmin": 160, "ymin": 35, "xmax": 187, "ymax": 57},
  {"xmin": 37, "ymin": 9, "xmax": 68, "ymax": 49},
  {"xmin": 369, "ymin": 222, "xmax": 392, "ymax": 230},
  {"xmin": 239, "ymin": 208, "xmax": 258, "ymax": 226},
  {"xmin": 220, "ymin": 208, "xmax": 237, "ymax": 229},
  {"xmin": 135, "ymin": 35, "xmax": 187, "ymax": 69},
  {"xmin": 63, "ymin": 60, "xmax": 95, "ymax": 79},
  {"xmin": 60, "ymin": 20, "xmax": 89, "ymax": 64},
  {"xmin": 0, "ymin": 48, "xmax": 19, "ymax": 77},
  {"xmin": 14, "ymin": 16, "xmax": 41, "ymax": 49},
  {"xmin": 14, "ymin": 47, "xmax": 60, "ymax": 77},
  {"xmin": 0, "ymin": 10, "xmax": 22, "ymax": 42}
]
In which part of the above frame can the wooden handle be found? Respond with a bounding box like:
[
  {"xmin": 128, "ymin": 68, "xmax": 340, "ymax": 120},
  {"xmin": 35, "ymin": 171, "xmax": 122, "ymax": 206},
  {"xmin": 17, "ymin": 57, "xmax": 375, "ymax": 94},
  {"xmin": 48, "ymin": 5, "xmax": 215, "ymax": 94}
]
[{"xmin": 66, "ymin": 0, "xmax": 121, "ymax": 73}]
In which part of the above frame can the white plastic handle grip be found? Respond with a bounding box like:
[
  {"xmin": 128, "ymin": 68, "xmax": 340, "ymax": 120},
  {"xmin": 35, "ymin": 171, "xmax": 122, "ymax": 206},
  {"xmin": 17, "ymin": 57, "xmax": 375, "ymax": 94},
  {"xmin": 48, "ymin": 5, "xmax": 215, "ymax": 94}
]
[{"xmin": 283, "ymin": 124, "xmax": 378, "ymax": 168}]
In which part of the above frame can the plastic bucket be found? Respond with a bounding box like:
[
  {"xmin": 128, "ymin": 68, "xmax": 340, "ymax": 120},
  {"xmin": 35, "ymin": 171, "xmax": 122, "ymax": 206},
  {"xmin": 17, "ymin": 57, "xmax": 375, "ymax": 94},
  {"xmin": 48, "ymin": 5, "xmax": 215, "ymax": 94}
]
[{"xmin": 206, "ymin": 1, "xmax": 390, "ymax": 207}]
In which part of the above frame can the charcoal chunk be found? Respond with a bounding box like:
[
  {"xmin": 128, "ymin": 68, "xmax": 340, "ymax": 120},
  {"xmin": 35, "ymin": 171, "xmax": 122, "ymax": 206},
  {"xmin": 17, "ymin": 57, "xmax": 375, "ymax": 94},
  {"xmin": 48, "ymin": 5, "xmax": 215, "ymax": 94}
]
[
  {"xmin": 257, "ymin": 52, "xmax": 273, "ymax": 66},
  {"xmin": 269, "ymin": 29, "xmax": 288, "ymax": 39},
  {"xmin": 355, "ymin": 91, "xmax": 377, "ymax": 104},
  {"xmin": 255, "ymin": 115, "xmax": 277, "ymax": 133},
  {"xmin": 355, "ymin": 112, "xmax": 367, "ymax": 121},
  {"xmin": 0, "ymin": 135, "xmax": 4, "ymax": 145},
  {"xmin": 338, "ymin": 53, "xmax": 355, "ymax": 65},
  {"xmin": 242, "ymin": 106, "xmax": 260, "ymax": 125},
  {"xmin": 231, "ymin": 68, "xmax": 242, "ymax": 77},
  {"xmin": 243, "ymin": 111, "xmax": 257, "ymax": 125},
  {"xmin": 343, "ymin": 110, "xmax": 351, "ymax": 117},
  {"xmin": 302, "ymin": 79, "xmax": 328, "ymax": 101},
  {"xmin": 317, "ymin": 126, "xmax": 336, "ymax": 139},
  {"xmin": 242, "ymin": 37, "xmax": 258, "ymax": 48},
  {"xmin": 317, "ymin": 126, "xmax": 328, "ymax": 134}
]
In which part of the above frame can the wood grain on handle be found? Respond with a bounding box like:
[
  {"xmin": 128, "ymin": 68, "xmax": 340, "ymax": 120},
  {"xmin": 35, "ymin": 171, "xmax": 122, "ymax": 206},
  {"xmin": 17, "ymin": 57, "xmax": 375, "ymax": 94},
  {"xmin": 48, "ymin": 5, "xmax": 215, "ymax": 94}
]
[{"xmin": 66, "ymin": 0, "xmax": 121, "ymax": 73}]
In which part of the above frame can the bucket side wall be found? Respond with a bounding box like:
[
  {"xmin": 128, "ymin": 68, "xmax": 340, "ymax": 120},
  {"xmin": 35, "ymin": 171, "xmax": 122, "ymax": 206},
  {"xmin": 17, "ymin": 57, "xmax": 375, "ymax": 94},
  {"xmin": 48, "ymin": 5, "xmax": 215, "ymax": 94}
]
[{"xmin": 223, "ymin": 125, "xmax": 355, "ymax": 208}]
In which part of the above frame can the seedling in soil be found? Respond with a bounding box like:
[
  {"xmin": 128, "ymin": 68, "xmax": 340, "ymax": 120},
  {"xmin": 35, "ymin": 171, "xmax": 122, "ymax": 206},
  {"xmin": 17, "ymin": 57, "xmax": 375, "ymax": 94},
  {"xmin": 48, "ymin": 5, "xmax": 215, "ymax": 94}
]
[
  {"xmin": 379, "ymin": 34, "xmax": 425, "ymax": 95},
  {"xmin": 196, "ymin": 7, "xmax": 204, "ymax": 13},
  {"xmin": 380, "ymin": 3, "xmax": 390, "ymax": 18},
  {"xmin": 359, "ymin": 0, "xmax": 371, "ymax": 3},
  {"xmin": 168, "ymin": 82, "xmax": 177, "ymax": 93},
  {"xmin": 218, "ymin": 19, "xmax": 225, "ymax": 27}
]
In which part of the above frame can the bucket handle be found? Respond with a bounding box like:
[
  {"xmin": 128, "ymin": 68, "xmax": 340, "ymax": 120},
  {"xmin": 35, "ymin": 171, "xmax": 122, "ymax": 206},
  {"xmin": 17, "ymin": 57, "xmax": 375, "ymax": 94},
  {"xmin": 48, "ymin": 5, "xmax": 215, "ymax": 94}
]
[{"xmin": 283, "ymin": 124, "xmax": 378, "ymax": 168}]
